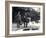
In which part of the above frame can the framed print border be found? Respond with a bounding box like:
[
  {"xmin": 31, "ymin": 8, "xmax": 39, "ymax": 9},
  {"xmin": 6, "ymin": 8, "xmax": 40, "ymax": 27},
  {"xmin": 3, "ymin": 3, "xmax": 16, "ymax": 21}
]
[{"xmin": 5, "ymin": 1, "xmax": 45, "ymax": 37}]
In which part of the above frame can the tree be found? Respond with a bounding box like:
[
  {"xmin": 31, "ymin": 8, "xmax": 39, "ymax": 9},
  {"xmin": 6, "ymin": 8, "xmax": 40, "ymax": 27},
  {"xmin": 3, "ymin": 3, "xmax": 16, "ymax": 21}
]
[{"xmin": 12, "ymin": 7, "xmax": 40, "ymax": 28}]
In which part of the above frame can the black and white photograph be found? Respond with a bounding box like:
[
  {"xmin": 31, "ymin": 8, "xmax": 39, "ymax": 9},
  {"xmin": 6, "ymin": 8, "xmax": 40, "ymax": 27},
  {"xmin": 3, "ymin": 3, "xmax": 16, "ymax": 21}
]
[{"xmin": 12, "ymin": 7, "xmax": 40, "ymax": 31}]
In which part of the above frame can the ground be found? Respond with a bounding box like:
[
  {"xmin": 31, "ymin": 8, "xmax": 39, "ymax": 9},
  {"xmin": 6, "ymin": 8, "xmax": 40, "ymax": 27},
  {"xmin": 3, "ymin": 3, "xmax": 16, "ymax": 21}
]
[{"xmin": 12, "ymin": 21, "xmax": 40, "ymax": 31}]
